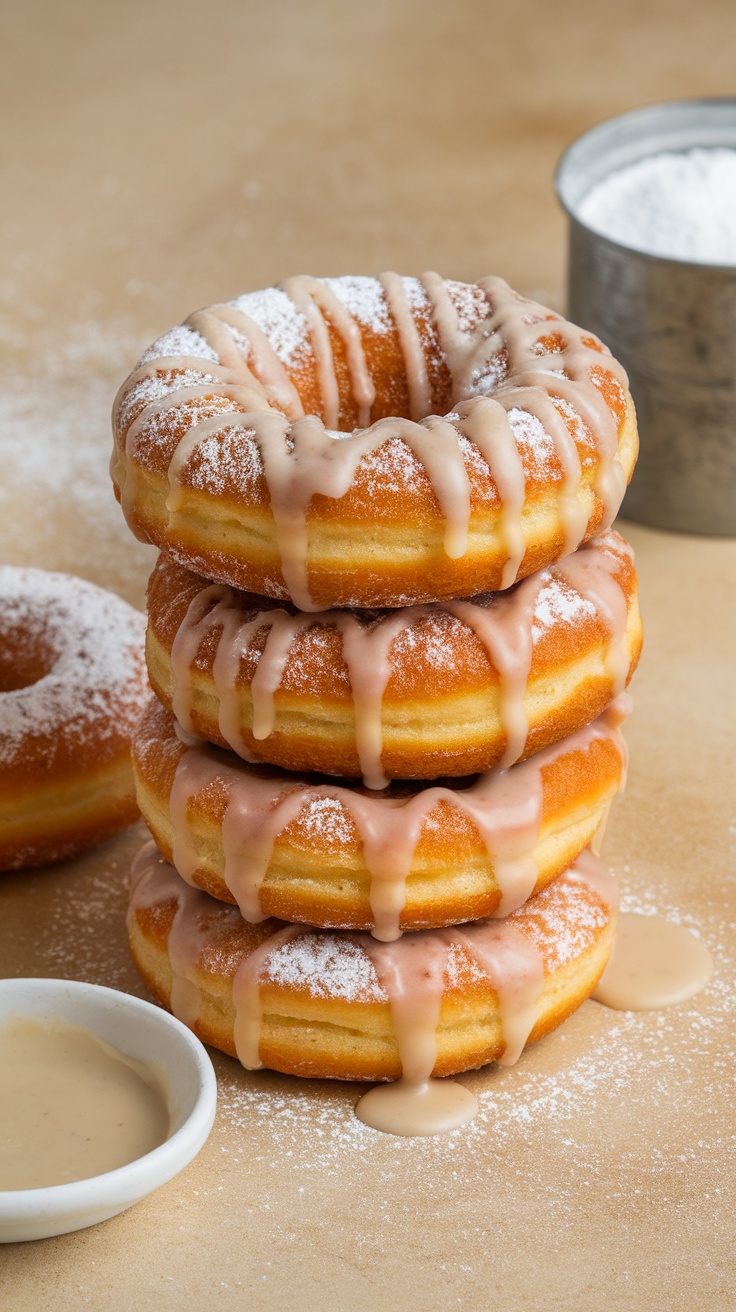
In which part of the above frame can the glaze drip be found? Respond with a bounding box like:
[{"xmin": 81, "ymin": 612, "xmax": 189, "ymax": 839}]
[
  {"xmin": 113, "ymin": 274, "xmax": 630, "ymax": 610},
  {"xmin": 164, "ymin": 531, "xmax": 635, "ymax": 790},
  {"xmin": 128, "ymin": 843, "xmax": 617, "ymax": 1114},
  {"xmin": 162, "ymin": 700, "xmax": 629, "ymax": 942}
]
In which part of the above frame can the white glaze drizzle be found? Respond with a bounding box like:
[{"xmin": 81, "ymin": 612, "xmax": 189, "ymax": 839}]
[
  {"xmin": 162, "ymin": 698, "xmax": 629, "ymax": 942},
  {"xmin": 128, "ymin": 844, "xmax": 617, "ymax": 1115},
  {"xmin": 162, "ymin": 530, "xmax": 635, "ymax": 791},
  {"xmin": 378, "ymin": 272, "xmax": 433, "ymax": 420},
  {"xmin": 113, "ymin": 274, "xmax": 630, "ymax": 610}
]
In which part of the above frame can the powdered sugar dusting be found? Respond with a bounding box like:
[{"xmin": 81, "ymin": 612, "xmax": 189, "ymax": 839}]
[
  {"xmin": 507, "ymin": 405, "xmax": 558, "ymax": 475},
  {"xmin": 532, "ymin": 575, "xmax": 596, "ymax": 642},
  {"xmin": 14, "ymin": 828, "xmax": 733, "ymax": 1286},
  {"xmin": 33, "ymin": 841, "xmax": 734, "ymax": 1211},
  {"xmin": 357, "ymin": 436, "xmax": 426, "ymax": 497},
  {"xmin": 390, "ymin": 611, "xmax": 457, "ymax": 673},
  {"xmin": 186, "ymin": 425, "xmax": 262, "ymax": 499},
  {"xmin": 223, "ymin": 324, "xmax": 254, "ymax": 360},
  {"xmin": 300, "ymin": 796, "xmax": 355, "ymax": 846},
  {"xmin": 322, "ymin": 276, "xmax": 391, "ymax": 335},
  {"xmin": 513, "ymin": 873, "xmax": 609, "ymax": 971},
  {"xmin": 129, "ymin": 395, "xmax": 243, "ymax": 467},
  {"xmin": 209, "ymin": 884, "xmax": 735, "ymax": 1220},
  {"xmin": 257, "ymin": 865, "xmax": 603, "ymax": 1003},
  {"xmin": 456, "ymin": 431, "xmax": 492, "ymax": 480},
  {"xmin": 551, "ymin": 393, "xmax": 597, "ymax": 464},
  {"xmin": 138, "ymin": 324, "xmax": 219, "ymax": 366},
  {"xmin": 0, "ymin": 565, "xmax": 147, "ymax": 766},
  {"xmin": 265, "ymin": 932, "xmax": 385, "ymax": 1002},
  {"xmin": 231, "ymin": 288, "xmax": 310, "ymax": 369},
  {"xmin": 445, "ymin": 280, "xmax": 490, "ymax": 335},
  {"xmin": 117, "ymin": 368, "xmax": 218, "ymax": 436},
  {"xmin": 403, "ymin": 277, "xmax": 431, "ymax": 314},
  {"xmin": 469, "ymin": 350, "xmax": 509, "ymax": 396},
  {"xmin": 0, "ymin": 318, "xmax": 156, "ymax": 602}
]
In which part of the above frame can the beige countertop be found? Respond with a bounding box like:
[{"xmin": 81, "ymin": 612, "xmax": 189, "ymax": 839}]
[{"xmin": 1, "ymin": 2, "xmax": 735, "ymax": 1308}]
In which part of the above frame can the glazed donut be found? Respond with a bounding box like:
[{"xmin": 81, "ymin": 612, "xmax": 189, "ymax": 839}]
[
  {"xmin": 133, "ymin": 693, "xmax": 629, "ymax": 940},
  {"xmin": 0, "ymin": 566, "xmax": 148, "ymax": 871},
  {"xmin": 128, "ymin": 842, "xmax": 617, "ymax": 1082},
  {"xmin": 145, "ymin": 528, "xmax": 641, "ymax": 786},
  {"xmin": 111, "ymin": 274, "xmax": 638, "ymax": 610}
]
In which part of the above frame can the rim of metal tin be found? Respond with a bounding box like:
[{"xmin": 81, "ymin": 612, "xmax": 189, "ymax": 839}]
[{"xmin": 555, "ymin": 97, "xmax": 736, "ymax": 272}]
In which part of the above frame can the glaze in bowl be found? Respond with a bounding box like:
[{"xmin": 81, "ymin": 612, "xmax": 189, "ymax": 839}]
[{"xmin": 0, "ymin": 977, "xmax": 217, "ymax": 1243}]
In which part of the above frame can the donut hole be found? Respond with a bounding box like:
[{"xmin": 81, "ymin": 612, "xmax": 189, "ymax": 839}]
[{"xmin": 0, "ymin": 627, "xmax": 57, "ymax": 692}]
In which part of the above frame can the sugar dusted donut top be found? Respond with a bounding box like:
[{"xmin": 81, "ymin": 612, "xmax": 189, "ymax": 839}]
[
  {"xmin": 0, "ymin": 567, "xmax": 148, "ymax": 782},
  {"xmin": 111, "ymin": 274, "xmax": 637, "ymax": 610}
]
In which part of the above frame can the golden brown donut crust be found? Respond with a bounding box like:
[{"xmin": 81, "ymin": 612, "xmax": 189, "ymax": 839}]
[
  {"xmin": 145, "ymin": 529, "xmax": 642, "ymax": 780},
  {"xmin": 111, "ymin": 275, "xmax": 638, "ymax": 609},
  {"xmin": 133, "ymin": 694, "xmax": 627, "ymax": 933},
  {"xmin": 127, "ymin": 847, "xmax": 617, "ymax": 1082},
  {"xmin": 0, "ymin": 566, "xmax": 148, "ymax": 871}
]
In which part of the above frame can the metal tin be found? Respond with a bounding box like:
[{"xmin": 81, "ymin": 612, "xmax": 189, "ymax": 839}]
[{"xmin": 555, "ymin": 98, "xmax": 736, "ymax": 535}]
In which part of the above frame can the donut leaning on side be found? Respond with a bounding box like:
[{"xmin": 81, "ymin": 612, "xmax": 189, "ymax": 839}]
[{"xmin": 0, "ymin": 567, "xmax": 148, "ymax": 871}]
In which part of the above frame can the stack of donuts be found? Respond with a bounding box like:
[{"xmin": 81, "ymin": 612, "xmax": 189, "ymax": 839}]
[{"xmin": 112, "ymin": 274, "xmax": 641, "ymax": 1123}]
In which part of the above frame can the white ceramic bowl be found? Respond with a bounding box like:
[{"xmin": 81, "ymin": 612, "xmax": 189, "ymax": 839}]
[{"xmin": 0, "ymin": 978, "xmax": 217, "ymax": 1243}]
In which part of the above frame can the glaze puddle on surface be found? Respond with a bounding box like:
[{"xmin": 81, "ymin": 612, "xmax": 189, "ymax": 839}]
[
  {"xmin": 355, "ymin": 1076, "xmax": 478, "ymax": 1136},
  {"xmin": 593, "ymin": 911, "xmax": 713, "ymax": 1011},
  {"xmin": 357, "ymin": 906, "xmax": 715, "ymax": 1136}
]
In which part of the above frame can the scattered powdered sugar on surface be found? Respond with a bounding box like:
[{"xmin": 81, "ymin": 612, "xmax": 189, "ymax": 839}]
[
  {"xmin": 322, "ymin": 276, "xmax": 391, "ymax": 335},
  {"xmin": 513, "ymin": 874, "xmax": 609, "ymax": 971},
  {"xmin": 0, "ymin": 565, "xmax": 146, "ymax": 765},
  {"xmin": 129, "ymin": 394, "xmax": 243, "ymax": 468},
  {"xmin": 456, "ymin": 431, "xmax": 492, "ymax": 480},
  {"xmin": 223, "ymin": 323, "xmax": 254, "ymax": 361},
  {"xmin": 137, "ymin": 323, "xmax": 220, "ymax": 366},
  {"xmin": 275, "ymin": 624, "xmax": 349, "ymax": 693},
  {"xmin": 9, "ymin": 827, "xmax": 734, "ymax": 1267},
  {"xmin": 231, "ymin": 287, "xmax": 310, "ymax": 369},
  {"xmin": 390, "ymin": 611, "xmax": 457, "ymax": 673},
  {"xmin": 0, "ymin": 318, "xmax": 156, "ymax": 601},
  {"xmin": 212, "ymin": 915, "xmax": 735, "ymax": 1198},
  {"xmin": 402, "ymin": 276, "xmax": 431, "ymax": 315},
  {"xmin": 259, "ymin": 870, "xmax": 595, "ymax": 1001},
  {"xmin": 551, "ymin": 393, "xmax": 597, "ymax": 465},
  {"xmin": 444, "ymin": 939, "xmax": 486, "ymax": 989}
]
